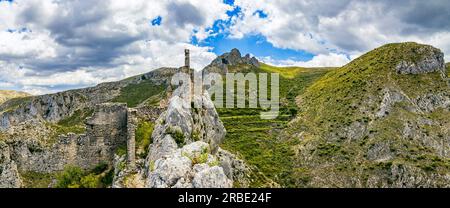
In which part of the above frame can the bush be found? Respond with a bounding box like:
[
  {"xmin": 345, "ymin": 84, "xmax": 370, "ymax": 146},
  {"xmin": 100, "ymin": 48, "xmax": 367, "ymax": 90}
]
[
  {"xmin": 55, "ymin": 163, "xmax": 113, "ymax": 188},
  {"xmin": 168, "ymin": 127, "xmax": 185, "ymax": 147},
  {"xmin": 80, "ymin": 174, "xmax": 100, "ymax": 188},
  {"xmin": 55, "ymin": 166, "xmax": 85, "ymax": 188},
  {"xmin": 136, "ymin": 121, "xmax": 154, "ymax": 157}
]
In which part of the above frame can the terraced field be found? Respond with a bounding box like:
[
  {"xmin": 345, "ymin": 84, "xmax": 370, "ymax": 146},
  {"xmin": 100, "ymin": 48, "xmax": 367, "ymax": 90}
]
[{"xmin": 217, "ymin": 64, "xmax": 335, "ymax": 187}]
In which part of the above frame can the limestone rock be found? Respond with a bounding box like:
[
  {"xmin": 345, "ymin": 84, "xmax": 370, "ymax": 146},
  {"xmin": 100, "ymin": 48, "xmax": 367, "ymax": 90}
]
[
  {"xmin": 395, "ymin": 45, "xmax": 445, "ymax": 75},
  {"xmin": 148, "ymin": 80, "xmax": 226, "ymax": 162},
  {"xmin": 204, "ymin": 48, "xmax": 260, "ymax": 75},
  {"xmin": 217, "ymin": 148, "xmax": 251, "ymax": 187},
  {"xmin": 376, "ymin": 88, "xmax": 407, "ymax": 118},
  {"xmin": 112, "ymin": 154, "xmax": 146, "ymax": 188},
  {"xmin": 146, "ymin": 142, "xmax": 232, "ymax": 188},
  {"xmin": 0, "ymin": 141, "xmax": 22, "ymax": 188},
  {"xmin": 192, "ymin": 166, "xmax": 232, "ymax": 188}
]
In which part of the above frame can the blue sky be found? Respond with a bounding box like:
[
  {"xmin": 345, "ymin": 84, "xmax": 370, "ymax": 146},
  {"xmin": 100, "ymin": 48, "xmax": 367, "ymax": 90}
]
[{"xmin": 189, "ymin": 2, "xmax": 315, "ymax": 62}]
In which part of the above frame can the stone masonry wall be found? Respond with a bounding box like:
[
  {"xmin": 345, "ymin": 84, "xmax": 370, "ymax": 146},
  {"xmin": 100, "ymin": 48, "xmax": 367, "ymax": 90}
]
[
  {"xmin": 10, "ymin": 103, "xmax": 129, "ymax": 173},
  {"xmin": 126, "ymin": 109, "xmax": 137, "ymax": 169}
]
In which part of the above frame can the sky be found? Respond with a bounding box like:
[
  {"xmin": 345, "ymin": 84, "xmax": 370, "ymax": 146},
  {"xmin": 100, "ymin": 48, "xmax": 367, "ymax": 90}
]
[{"xmin": 1, "ymin": 0, "xmax": 450, "ymax": 95}]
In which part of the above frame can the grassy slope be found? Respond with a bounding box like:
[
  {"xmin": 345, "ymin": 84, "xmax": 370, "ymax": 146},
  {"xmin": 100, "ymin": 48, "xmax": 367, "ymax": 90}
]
[
  {"xmin": 42, "ymin": 108, "xmax": 95, "ymax": 145},
  {"xmin": 112, "ymin": 80, "xmax": 166, "ymax": 108},
  {"xmin": 286, "ymin": 42, "xmax": 450, "ymax": 187},
  {"xmin": 0, "ymin": 90, "xmax": 30, "ymax": 105},
  {"xmin": 217, "ymin": 64, "xmax": 334, "ymax": 187}
]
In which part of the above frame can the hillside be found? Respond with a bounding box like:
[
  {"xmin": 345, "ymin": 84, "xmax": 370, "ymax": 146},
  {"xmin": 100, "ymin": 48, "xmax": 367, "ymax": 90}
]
[
  {"xmin": 284, "ymin": 42, "xmax": 450, "ymax": 187},
  {"xmin": 0, "ymin": 90, "xmax": 30, "ymax": 105},
  {"xmin": 215, "ymin": 63, "xmax": 335, "ymax": 187}
]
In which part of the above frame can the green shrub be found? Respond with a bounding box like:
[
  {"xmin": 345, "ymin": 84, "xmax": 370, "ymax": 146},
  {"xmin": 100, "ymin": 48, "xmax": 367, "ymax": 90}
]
[
  {"xmin": 55, "ymin": 163, "xmax": 113, "ymax": 188},
  {"xmin": 92, "ymin": 162, "xmax": 109, "ymax": 175},
  {"xmin": 192, "ymin": 130, "xmax": 201, "ymax": 141},
  {"xmin": 168, "ymin": 127, "xmax": 185, "ymax": 147},
  {"xmin": 80, "ymin": 174, "xmax": 100, "ymax": 188},
  {"xmin": 208, "ymin": 159, "xmax": 220, "ymax": 167},
  {"xmin": 135, "ymin": 121, "xmax": 154, "ymax": 157},
  {"xmin": 55, "ymin": 166, "xmax": 85, "ymax": 188},
  {"xmin": 192, "ymin": 152, "xmax": 209, "ymax": 165},
  {"xmin": 115, "ymin": 144, "xmax": 127, "ymax": 157}
]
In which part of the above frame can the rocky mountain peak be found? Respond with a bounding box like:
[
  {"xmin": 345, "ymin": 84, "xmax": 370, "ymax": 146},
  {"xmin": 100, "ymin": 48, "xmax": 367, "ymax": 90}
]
[
  {"xmin": 230, "ymin": 48, "xmax": 241, "ymax": 57},
  {"xmin": 205, "ymin": 48, "xmax": 259, "ymax": 74}
]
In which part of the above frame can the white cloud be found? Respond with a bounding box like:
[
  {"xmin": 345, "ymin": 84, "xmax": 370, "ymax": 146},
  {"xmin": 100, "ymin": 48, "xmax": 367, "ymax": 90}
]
[
  {"xmin": 0, "ymin": 30, "xmax": 57, "ymax": 59},
  {"xmin": 0, "ymin": 0, "xmax": 230, "ymax": 95},
  {"xmin": 260, "ymin": 53, "xmax": 352, "ymax": 68},
  {"xmin": 231, "ymin": 0, "xmax": 450, "ymax": 60}
]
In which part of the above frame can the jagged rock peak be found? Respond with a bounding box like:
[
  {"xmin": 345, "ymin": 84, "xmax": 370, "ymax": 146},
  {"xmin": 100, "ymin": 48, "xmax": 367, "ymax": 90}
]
[{"xmin": 209, "ymin": 48, "xmax": 260, "ymax": 68}]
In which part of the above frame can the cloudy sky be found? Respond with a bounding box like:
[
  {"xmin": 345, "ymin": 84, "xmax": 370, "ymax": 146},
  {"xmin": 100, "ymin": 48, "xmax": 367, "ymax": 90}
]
[{"xmin": 1, "ymin": 0, "xmax": 450, "ymax": 95}]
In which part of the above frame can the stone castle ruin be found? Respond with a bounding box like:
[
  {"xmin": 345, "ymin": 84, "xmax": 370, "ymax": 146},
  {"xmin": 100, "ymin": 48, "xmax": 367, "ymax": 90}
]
[{"xmin": 0, "ymin": 49, "xmax": 249, "ymax": 188}]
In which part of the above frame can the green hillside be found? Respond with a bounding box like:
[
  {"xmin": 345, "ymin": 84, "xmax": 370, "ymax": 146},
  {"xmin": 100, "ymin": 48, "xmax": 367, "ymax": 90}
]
[
  {"xmin": 112, "ymin": 80, "xmax": 167, "ymax": 108},
  {"xmin": 285, "ymin": 42, "xmax": 450, "ymax": 187},
  {"xmin": 217, "ymin": 64, "xmax": 334, "ymax": 187}
]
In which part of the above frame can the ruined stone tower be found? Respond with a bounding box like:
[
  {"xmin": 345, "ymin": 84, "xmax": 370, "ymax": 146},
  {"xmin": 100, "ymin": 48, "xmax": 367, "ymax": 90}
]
[
  {"xmin": 126, "ymin": 109, "xmax": 137, "ymax": 169},
  {"xmin": 185, "ymin": 49, "xmax": 190, "ymax": 70},
  {"xmin": 184, "ymin": 49, "xmax": 195, "ymax": 98}
]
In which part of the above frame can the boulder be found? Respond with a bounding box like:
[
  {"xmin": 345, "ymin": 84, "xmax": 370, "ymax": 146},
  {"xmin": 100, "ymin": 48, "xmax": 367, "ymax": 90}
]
[
  {"xmin": 146, "ymin": 142, "xmax": 232, "ymax": 188},
  {"xmin": 395, "ymin": 45, "xmax": 445, "ymax": 75},
  {"xmin": 0, "ymin": 141, "xmax": 22, "ymax": 188}
]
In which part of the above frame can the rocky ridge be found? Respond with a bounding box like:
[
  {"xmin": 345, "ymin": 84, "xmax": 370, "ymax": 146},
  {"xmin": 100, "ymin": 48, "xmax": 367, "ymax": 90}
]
[
  {"xmin": 203, "ymin": 48, "xmax": 259, "ymax": 75},
  {"xmin": 112, "ymin": 74, "xmax": 249, "ymax": 188}
]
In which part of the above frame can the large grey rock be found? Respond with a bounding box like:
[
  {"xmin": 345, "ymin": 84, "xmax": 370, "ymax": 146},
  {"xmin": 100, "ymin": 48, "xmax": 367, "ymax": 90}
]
[
  {"xmin": 415, "ymin": 92, "xmax": 450, "ymax": 112},
  {"xmin": 216, "ymin": 148, "xmax": 250, "ymax": 187},
  {"xmin": 148, "ymin": 80, "xmax": 226, "ymax": 162},
  {"xmin": 376, "ymin": 88, "xmax": 408, "ymax": 117},
  {"xmin": 147, "ymin": 142, "xmax": 232, "ymax": 188},
  {"xmin": 147, "ymin": 151, "xmax": 192, "ymax": 188},
  {"xmin": 192, "ymin": 166, "xmax": 232, "ymax": 188},
  {"xmin": 395, "ymin": 46, "xmax": 445, "ymax": 75},
  {"xmin": 204, "ymin": 48, "xmax": 260, "ymax": 75},
  {"xmin": 0, "ymin": 141, "xmax": 22, "ymax": 188}
]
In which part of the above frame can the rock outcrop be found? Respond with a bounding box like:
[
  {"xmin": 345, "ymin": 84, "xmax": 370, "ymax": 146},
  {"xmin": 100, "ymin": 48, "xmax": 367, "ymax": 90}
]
[
  {"xmin": 112, "ymin": 75, "xmax": 248, "ymax": 188},
  {"xmin": 0, "ymin": 141, "xmax": 22, "ymax": 188},
  {"xmin": 204, "ymin": 48, "xmax": 259, "ymax": 75},
  {"xmin": 395, "ymin": 44, "xmax": 445, "ymax": 75},
  {"xmin": 147, "ymin": 141, "xmax": 232, "ymax": 188}
]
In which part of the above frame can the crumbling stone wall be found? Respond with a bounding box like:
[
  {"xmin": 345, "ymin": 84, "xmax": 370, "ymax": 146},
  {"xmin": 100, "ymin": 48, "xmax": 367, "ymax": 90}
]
[{"xmin": 10, "ymin": 103, "xmax": 129, "ymax": 173}]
